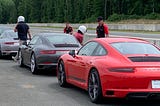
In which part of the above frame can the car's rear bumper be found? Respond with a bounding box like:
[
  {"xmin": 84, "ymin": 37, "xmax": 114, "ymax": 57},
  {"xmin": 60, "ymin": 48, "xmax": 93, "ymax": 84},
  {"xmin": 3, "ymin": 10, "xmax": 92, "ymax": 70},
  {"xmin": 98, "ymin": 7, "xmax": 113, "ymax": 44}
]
[
  {"xmin": 1, "ymin": 44, "xmax": 19, "ymax": 56},
  {"xmin": 101, "ymin": 69, "xmax": 160, "ymax": 99},
  {"xmin": 37, "ymin": 63, "xmax": 57, "ymax": 70},
  {"xmin": 103, "ymin": 89, "xmax": 160, "ymax": 99},
  {"xmin": 36, "ymin": 54, "xmax": 60, "ymax": 70},
  {"xmin": 2, "ymin": 51, "xmax": 17, "ymax": 56}
]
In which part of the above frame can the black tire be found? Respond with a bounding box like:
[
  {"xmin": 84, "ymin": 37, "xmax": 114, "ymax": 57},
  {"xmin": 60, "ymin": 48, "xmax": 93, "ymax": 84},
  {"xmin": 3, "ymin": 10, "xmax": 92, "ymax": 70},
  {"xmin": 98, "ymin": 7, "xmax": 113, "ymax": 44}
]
[
  {"xmin": 57, "ymin": 61, "xmax": 68, "ymax": 87},
  {"xmin": 18, "ymin": 50, "xmax": 24, "ymax": 67},
  {"xmin": 0, "ymin": 50, "xmax": 2, "ymax": 57},
  {"xmin": 88, "ymin": 69, "xmax": 103, "ymax": 103},
  {"xmin": 0, "ymin": 46, "xmax": 2, "ymax": 57},
  {"xmin": 30, "ymin": 53, "xmax": 38, "ymax": 74}
]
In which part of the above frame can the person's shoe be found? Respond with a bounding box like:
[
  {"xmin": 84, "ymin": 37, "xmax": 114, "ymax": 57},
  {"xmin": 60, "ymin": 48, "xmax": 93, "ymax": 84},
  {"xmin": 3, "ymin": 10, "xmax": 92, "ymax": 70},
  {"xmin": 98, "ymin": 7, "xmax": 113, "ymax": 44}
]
[{"xmin": 12, "ymin": 56, "xmax": 17, "ymax": 61}]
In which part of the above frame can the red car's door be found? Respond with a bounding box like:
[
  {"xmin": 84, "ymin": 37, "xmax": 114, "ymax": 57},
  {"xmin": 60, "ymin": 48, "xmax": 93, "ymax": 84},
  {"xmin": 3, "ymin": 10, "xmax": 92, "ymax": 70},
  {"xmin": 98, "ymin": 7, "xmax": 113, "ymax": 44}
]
[
  {"xmin": 67, "ymin": 41, "xmax": 99, "ymax": 84},
  {"xmin": 67, "ymin": 55, "xmax": 91, "ymax": 83}
]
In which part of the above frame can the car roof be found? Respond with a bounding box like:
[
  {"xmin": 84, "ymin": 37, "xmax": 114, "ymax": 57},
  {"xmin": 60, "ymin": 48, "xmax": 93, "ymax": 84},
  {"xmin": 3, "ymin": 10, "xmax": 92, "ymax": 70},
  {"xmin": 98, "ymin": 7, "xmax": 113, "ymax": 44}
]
[
  {"xmin": 93, "ymin": 37, "xmax": 149, "ymax": 44},
  {"xmin": 0, "ymin": 28, "xmax": 11, "ymax": 34},
  {"xmin": 36, "ymin": 33, "xmax": 70, "ymax": 37},
  {"xmin": 3, "ymin": 30, "xmax": 15, "ymax": 33},
  {"xmin": 0, "ymin": 27, "xmax": 10, "ymax": 29}
]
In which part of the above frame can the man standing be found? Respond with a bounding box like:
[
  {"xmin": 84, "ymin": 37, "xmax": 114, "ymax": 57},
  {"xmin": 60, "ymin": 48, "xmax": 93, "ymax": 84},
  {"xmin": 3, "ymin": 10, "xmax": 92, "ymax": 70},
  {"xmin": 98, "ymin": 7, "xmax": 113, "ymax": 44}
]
[
  {"xmin": 64, "ymin": 22, "xmax": 73, "ymax": 35},
  {"xmin": 12, "ymin": 16, "xmax": 31, "ymax": 61},
  {"xmin": 96, "ymin": 16, "xmax": 109, "ymax": 38}
]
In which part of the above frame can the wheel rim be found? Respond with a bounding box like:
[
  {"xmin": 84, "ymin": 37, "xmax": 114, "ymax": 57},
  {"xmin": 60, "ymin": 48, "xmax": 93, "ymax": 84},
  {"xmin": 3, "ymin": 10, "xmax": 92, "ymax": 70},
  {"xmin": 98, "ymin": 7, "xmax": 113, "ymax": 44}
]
[
  {"xmin": 89, "ymin": 72, "xmax": 99, "ymax": 100},
  {"xmin": 31, "ymin": 55, "xmax": 35, "ymax": 73},
  {"xmin": 18, "ymin": 51, "xmax": 22, "ymax": 65},
  {"xmin": 58, "ymin": 63, "xmax": 65, "ymax": 85}
]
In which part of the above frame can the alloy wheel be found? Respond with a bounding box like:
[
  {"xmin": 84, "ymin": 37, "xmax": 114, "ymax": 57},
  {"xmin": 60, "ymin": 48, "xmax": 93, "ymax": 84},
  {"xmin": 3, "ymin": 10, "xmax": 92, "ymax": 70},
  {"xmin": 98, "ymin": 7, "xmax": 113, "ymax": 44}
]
[
  {"xmin": 30, "ymin": 54, "xmax": 38, "ymax": 74},
  {"xmin": 58, "ymin": 61, "xmax": 67, "ymax": 87},
  {"xmin": 18, "ymin": 51, "xmax": 23, "ymax": 67},
  {"xmin": 88, "ymin": 69, "xmax": 102, "ymax": 103}
]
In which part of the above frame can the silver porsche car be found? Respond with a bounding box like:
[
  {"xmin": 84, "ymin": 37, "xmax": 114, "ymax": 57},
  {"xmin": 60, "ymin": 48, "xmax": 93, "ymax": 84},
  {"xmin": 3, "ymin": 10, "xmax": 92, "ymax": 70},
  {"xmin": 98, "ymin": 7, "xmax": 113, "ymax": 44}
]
[
  {"xmin": 0, "ymin": 30, "xmax": 19, "ymax": 56},
  {"xmin": 18, "ymin": 33, "xmax": 81, "ymax": 74}
]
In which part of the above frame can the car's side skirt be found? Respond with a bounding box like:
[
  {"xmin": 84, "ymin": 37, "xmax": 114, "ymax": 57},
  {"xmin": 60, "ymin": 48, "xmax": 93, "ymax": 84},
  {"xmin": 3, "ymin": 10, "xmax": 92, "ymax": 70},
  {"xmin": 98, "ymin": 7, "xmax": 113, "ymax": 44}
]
[{"xmin": 68, "ymin": 75, "xmax": 86, "ymax": 83}]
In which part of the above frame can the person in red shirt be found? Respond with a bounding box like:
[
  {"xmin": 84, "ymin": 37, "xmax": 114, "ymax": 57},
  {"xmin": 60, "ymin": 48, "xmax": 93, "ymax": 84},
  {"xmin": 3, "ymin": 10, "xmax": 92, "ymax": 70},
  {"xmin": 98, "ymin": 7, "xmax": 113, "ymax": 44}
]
[
  {"xmin": 74, "ymin": 25, "xmax": 87, "ymax": 44},
  {"xmin": 64, "ymin": 22, "xmax": 73, "ymax": 35},
  {"xmin": 96, "ymin": 16, "xmax": 109, "ymax": 38}
]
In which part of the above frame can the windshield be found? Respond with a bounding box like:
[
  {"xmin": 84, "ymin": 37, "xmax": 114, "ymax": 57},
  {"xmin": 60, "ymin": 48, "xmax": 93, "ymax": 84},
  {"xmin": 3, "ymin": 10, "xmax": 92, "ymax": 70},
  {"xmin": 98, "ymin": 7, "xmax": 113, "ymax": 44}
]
[{"xmin": 111, "ymin": 42, "xmax": 160, "ymax": 54}]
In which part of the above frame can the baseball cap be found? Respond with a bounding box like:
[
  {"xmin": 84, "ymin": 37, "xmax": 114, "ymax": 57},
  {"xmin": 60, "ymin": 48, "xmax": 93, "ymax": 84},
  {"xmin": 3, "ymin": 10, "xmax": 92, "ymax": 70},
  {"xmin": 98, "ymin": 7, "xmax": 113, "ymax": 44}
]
[{"xmin": 97, "ymin": 16, "xmax": 103, "ymax": 22}]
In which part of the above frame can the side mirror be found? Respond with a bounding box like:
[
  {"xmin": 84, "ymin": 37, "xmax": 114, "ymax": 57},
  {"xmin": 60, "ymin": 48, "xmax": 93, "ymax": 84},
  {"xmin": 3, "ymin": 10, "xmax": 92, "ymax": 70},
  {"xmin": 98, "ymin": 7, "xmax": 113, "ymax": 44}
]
[{"xmin": 69, "ymin": 50, "xmax": 76, "ymax": 57}]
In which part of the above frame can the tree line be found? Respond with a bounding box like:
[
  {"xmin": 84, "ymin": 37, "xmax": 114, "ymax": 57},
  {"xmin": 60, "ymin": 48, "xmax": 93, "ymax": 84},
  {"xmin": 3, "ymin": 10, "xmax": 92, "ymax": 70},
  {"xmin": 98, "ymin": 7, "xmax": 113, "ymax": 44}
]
[{"xmin": 0, "ymin": 0, "xmax": 160, "ymax": 24}]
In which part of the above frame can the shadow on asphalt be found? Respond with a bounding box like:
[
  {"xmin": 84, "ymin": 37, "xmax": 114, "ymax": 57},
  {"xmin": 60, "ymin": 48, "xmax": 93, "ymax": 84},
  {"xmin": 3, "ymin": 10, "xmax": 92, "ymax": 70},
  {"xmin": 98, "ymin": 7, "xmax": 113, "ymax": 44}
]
[
  {"xmin": 12, "ymin": 63, "xmax": 56, "ymax": 77},
  {"xmin": 0, "ymin": 55, "xmax": 56, "ymax": 77},
  {"xmin": 49, "ymin": 82, "xmax": 160, "ymax": 106},
  {"xmin": 100, "ymin": 98, "xmax": 160, "ymax": 106},
  {"xmin": 0, "ymin": 55, "xmax": 12, "ymax": 60},
  {"xmin": 48, "ymin": 82, "xmax": 91, "ymax": 105},
  {"xmin": 7, "ymin": 56, "xmax": 160, "ymax": 106}
]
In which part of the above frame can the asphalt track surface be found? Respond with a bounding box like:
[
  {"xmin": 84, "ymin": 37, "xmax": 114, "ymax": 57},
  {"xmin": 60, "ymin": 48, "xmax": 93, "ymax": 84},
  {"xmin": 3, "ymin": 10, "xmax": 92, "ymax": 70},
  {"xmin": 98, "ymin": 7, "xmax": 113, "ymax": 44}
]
[{"xmin": 0, "ymin": 57, "xmax": 160, "ymax": 106}]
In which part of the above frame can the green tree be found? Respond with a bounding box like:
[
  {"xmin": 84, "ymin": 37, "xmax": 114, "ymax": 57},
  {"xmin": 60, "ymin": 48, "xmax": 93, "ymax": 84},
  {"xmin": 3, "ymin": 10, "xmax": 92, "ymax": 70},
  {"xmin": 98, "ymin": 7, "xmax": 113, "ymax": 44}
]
[
  {"xmin": 1, "ymin": 0, "xmax": 160, "ymax": 23},
  {"xmin": 0, "ymin": 0, "xmax": 16, "ymax": 23}
]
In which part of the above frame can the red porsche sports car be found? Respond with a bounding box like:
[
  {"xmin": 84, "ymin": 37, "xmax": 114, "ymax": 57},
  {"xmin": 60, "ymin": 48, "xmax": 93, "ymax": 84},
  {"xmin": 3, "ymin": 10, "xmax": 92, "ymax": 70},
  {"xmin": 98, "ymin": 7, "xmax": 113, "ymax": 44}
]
[{"xmin": 57, "ymin": 37, "xmax": 160, "ymax": 103}]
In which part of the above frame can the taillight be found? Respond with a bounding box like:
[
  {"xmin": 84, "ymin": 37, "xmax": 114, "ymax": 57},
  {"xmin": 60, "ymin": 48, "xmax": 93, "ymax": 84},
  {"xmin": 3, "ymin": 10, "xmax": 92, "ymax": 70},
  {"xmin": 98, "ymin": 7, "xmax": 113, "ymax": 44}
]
[
  {"xmin": 4, "ymin": 42, "xmax": 15, "ymax": 45},
  {"xmin": 40, "ymin": 50, "xmax": 56, "ymax": 54},
  {"xmin": 109, "ymin": 68, "xmax": 134, "ymax": 72}
]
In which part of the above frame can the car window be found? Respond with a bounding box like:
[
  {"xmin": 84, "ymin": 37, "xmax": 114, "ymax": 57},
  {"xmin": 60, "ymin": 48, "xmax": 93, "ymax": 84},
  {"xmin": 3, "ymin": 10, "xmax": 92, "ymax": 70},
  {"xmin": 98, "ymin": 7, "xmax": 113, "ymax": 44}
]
[
  {"xmin": 29, "ymin": 36, "xmax": 39, "ymax": 45},
  {"xmin": 36, "ymin": 38, "xmax": 42, "ymax": 45},
  {"xmin": 93, "ymin": 45, "xmax": 107, "ymax": 56},
  {"xmin": 78, "ymin": 42, "xmax": 98, "ymax": 56},
  {"xmin": 1, "ymin": 31, "xmax": 18, "ymax": 38},
  {"xmin": 111, "ymin": 42, "xmax": 160, "ymax": 54},
  {"xmin": 0, "ymin": 29, "xmax": 3, "ymax": 35},
  {"xmin": 45, "ymin": 35, "xmax": 78, "ymax": 44},
  {"xmin": 0, "ymin": 28, "xmax": 9, "ymax": 35}
]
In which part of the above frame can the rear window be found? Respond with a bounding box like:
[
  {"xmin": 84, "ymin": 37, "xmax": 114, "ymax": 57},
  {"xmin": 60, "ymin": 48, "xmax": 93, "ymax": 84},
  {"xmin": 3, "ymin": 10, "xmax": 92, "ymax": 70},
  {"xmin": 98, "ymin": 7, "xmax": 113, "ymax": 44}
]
[
  {"xmin": 0, "ymin": 28, "xmax": 8, "ymax": 35},
  {"xmin": 1, "ymin": 31, "xmax": 18, "ymax": 38},
  {"xmin": 45, "ymin": 35, "xmax": 79, "ymax": 44},
  {"xmin": 0, "ymin": 29, "xmax": 4, "ymax": 34},
  {"xmin": 111, "ymin": 42, "xmax": 160, "ymax": 54}
]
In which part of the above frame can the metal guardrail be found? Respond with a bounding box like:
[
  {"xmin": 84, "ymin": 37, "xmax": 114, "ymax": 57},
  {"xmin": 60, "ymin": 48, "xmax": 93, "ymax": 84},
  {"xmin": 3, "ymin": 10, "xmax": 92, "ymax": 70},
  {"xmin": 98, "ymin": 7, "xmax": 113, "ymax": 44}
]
[{"xmin": 84, "ymin": 33, "xmax": 160, "ymax": 47}]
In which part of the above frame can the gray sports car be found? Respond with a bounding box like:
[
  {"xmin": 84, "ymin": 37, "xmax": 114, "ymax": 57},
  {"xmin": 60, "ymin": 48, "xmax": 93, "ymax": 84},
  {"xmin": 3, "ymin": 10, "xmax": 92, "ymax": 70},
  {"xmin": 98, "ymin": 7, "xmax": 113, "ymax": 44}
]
[
  {"xmin": 0, "ymin": 30, "xmax": 19, "ymax": 56},
  {"xmin": 18, "ymin": 33, "xmax": 81, "ymax": 74}
]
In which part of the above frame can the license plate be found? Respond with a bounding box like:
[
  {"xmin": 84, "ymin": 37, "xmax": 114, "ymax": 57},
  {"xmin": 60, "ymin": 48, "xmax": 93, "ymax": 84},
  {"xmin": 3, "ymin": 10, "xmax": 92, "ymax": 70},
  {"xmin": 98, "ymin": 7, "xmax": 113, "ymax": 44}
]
[{"xmin": 152, "ymin": 80, "xmax": 160, "ymax": 88}]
